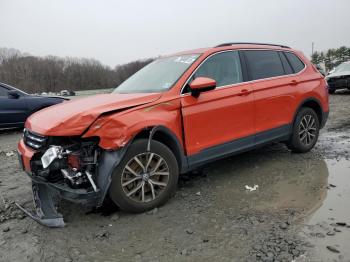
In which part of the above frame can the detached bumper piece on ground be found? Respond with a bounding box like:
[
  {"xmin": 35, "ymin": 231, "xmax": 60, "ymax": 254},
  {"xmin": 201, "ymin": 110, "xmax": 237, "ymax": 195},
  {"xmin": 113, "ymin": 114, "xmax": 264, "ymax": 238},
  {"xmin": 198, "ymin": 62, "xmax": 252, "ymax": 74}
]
[{"xmin": 16, "ymin": 183, "xmax": 65, "ymax": 228}]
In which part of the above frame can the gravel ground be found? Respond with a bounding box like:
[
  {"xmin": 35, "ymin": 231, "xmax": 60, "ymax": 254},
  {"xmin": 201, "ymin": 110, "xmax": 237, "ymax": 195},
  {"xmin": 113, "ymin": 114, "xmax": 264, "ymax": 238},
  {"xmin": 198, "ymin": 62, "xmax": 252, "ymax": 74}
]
[{"xmin": 0, "ymin": 91, "xmax": 349, "ymax": 262}]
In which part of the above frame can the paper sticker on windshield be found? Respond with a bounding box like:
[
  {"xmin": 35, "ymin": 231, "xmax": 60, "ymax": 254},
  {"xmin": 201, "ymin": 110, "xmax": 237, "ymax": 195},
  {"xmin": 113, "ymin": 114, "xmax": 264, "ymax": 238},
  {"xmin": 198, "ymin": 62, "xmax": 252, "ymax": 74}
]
[
  {"xmin": 162, "ymin": 82, "xmax": 172, "ymax": 89},
  {"xmin": 174, "ymin": 55, "xmax": 197, "ymax": 64}
]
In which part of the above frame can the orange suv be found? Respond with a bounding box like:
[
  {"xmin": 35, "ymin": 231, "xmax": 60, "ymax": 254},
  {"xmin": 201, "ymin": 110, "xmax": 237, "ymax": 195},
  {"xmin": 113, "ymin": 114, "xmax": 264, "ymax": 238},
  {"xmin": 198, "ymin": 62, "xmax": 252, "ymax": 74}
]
[{"xmin": 17, "ymin": 43, "xmax": 329, "ymax": 227}]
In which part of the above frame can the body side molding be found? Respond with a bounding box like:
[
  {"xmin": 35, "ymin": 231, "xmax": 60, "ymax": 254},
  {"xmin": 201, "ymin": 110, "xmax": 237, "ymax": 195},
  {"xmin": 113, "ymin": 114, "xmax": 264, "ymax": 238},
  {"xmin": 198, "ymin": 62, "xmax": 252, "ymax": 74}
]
[{"xmin": 187, "ymin": 124, "xmax": 292, "ymax": 170}]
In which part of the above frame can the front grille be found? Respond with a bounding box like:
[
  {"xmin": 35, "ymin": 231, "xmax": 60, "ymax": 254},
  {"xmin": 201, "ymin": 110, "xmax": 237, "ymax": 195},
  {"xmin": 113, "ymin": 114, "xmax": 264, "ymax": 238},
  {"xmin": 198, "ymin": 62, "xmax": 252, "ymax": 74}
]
[{"xmin": 24, "ymin": 129, "xmax": 47, "ymax": 150}]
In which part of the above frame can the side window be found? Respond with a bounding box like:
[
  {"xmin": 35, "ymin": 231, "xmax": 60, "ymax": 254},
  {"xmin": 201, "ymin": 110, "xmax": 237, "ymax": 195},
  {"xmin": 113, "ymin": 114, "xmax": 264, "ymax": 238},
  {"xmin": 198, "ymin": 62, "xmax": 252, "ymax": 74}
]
[
  {"xmin": 194, "ymin": 51, "xmax": 243, "ymax": 87},
  {"xmin": 284, "ymin": 52, "xmax": 305, "ymax": 73},
  {"xmin": 244, "ymin": 50, "xmax": 285, "ymax": 80},
  {"xmin": 0, "ymin": 86, "xmax": 9, "ymax": 97},
  {"xmin": 279, "ymin": 52, "xmax": 294, "ymax": 75}
]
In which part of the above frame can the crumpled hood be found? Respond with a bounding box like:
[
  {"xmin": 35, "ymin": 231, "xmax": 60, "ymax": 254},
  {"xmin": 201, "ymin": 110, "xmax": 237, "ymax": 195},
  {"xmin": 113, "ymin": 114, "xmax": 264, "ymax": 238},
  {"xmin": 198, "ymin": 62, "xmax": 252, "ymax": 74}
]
[
  {"xmin": 326, "ymin": 70, "xmax": 350, "ymax": 79},
  {"xmin": 26, "ymin": 93, "xmax": 161, "ymax": 136}
]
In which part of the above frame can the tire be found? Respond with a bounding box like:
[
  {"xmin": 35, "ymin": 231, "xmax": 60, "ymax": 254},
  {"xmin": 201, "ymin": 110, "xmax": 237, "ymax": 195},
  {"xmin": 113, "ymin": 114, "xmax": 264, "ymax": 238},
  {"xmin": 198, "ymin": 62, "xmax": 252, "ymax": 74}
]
[
  {"xmin": 109, "ymin": 139, "xmax": 179, "ymax": 213},
  {"xmin": 328, "ymin": 89, "xmax": 335, "ymax": 94},
  {"xmin": 287, "ymin": 107, "xmax": 320, "ymax": 153}
]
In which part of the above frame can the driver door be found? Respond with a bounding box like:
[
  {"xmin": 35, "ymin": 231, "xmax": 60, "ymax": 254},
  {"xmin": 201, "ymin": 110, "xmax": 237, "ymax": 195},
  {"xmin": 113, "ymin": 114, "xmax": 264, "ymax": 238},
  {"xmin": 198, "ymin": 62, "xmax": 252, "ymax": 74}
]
[
  {"xmin": 180, "ymin": 51, "xmax": 255, "ymax": 161},
  {"xmin": 0, "ymin": 85, "xmax": 28, "ymax": 127}
]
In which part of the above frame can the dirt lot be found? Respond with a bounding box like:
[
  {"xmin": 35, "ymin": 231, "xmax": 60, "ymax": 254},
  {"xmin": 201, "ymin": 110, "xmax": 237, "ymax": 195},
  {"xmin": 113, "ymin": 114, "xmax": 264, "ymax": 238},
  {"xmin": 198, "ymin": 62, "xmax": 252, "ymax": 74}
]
[{"xmin": 0, "ymin": 91, "xmax": 350, "ymax": 262}]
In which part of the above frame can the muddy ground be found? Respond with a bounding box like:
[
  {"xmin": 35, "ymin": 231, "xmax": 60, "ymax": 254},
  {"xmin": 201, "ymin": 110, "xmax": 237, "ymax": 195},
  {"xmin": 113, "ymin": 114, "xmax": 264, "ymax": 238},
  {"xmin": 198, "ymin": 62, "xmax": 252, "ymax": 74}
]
[{"xmin": 0, "ymin": 91, "xmax": 349, "ymax": 262}]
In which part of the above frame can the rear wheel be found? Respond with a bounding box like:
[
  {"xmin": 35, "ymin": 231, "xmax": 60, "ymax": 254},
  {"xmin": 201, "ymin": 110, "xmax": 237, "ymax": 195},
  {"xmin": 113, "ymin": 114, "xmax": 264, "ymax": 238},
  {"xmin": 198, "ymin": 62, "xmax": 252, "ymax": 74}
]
[
  {"xmin": 109, "ymin": 139, "xmax": 179, "ymax": 213},
  {"xmin": 287, "ymin": 107, "xmax": 320, "ymax": 153},
  {"xmin": 328, "ymin": 89, "xmax": 335, "ymax": 94}
]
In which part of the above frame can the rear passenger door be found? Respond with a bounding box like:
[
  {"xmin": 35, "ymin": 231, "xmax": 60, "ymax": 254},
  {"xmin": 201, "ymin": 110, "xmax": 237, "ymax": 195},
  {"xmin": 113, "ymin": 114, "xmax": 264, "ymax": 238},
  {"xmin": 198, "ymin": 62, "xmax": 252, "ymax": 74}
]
[{"xmin": 243, "ymin": 50, "xmax": 299, "ymax": 138}]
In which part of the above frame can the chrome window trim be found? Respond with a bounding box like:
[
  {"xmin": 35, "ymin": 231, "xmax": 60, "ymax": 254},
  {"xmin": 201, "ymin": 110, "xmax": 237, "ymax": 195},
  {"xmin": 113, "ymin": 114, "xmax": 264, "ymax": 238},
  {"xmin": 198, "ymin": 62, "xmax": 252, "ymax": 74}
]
[{"xmin": 180, "ymin": 48, "xmax": 307, "ymax": 96}]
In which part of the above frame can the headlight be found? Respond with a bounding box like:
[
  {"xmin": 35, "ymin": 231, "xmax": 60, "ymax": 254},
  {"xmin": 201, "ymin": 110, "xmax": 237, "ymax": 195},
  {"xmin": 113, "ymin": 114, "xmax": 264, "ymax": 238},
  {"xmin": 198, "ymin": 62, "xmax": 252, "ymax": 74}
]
[{"xmin": 41, "ymin": 146, "xmax": 63, "ymax": 169}]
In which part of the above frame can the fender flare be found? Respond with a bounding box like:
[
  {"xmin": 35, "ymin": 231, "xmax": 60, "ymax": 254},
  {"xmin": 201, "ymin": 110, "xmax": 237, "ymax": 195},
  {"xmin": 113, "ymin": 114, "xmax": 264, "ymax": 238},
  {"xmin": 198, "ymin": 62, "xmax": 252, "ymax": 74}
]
[
  {"xmin": 292, "ymin": 97, "xmax": 327, "ymax": 128},
  {"xmin": 145, "ymin": 125, "xmax": 188, "ymax": 173}
]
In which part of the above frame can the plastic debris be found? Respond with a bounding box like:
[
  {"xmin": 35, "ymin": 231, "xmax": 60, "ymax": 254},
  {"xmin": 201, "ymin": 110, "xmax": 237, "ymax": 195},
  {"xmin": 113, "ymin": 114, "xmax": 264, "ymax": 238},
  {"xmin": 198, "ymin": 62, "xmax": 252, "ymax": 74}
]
[
  {"xmin": 245, "ymin": 185, "xmax": 259, "ymax": 192},
  {"xmin": 326, "ymin": 246, "xmax": 340, "ymax": 253},
  {"xmin": 5, "ymin": 151, "xmax": 15, "ymax": 157}
]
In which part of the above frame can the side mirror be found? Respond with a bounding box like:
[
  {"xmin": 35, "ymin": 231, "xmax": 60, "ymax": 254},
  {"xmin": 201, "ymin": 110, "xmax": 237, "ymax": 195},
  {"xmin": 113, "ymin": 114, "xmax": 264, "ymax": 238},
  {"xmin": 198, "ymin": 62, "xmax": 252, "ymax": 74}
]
[
  {"xmin": 8, "ymin": 90, "xmax": 20, "ymax": 99},
  {"xmin": 189, "ymin": 77, "xmax": 216, "ymax": 98}
]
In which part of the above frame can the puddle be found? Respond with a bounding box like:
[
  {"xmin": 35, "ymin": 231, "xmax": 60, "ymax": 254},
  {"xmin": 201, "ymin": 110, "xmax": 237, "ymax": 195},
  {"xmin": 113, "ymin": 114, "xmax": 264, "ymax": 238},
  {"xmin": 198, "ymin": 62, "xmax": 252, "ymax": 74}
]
[
  {"xmin": 199, "ymin": 146, "xmax": 330, "ymax": 214},
  {"xmin": 190, "ymin": 147, "xmax": 350, "ymax": 260},
  {"xmin": 303, "ymin": 159, "xmax": 350, "ymax": 261}
]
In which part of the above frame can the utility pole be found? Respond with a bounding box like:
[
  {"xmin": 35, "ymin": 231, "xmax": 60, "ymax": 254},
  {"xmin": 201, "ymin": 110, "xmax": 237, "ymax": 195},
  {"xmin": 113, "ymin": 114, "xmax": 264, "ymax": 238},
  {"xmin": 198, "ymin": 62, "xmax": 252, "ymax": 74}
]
[{"xmin": 311, "ymin": 42, "xmax": 314, "ymax": 56}]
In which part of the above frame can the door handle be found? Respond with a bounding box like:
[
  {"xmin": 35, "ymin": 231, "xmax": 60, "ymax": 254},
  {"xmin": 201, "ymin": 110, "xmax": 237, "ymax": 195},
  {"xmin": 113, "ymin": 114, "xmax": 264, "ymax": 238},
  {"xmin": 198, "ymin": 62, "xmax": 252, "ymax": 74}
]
[
  {"xmin": 238, "ymin": 89, "xmax": 252, "ymax": 96},
  {"xmin": 290, "ymin": 80, "xmax": 299, "ymax": 86}
]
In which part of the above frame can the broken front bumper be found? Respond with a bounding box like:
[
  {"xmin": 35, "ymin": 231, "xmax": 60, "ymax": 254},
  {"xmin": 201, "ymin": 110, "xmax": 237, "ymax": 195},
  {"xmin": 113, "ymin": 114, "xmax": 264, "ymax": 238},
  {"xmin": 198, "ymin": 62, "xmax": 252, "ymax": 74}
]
[
  {"xmin": 16, "ymin": 183, "xmax": 65, "ymax": 227},
  {"xmin": 17, "ymin": 139, "xmax": 128, "ymax": 227}
]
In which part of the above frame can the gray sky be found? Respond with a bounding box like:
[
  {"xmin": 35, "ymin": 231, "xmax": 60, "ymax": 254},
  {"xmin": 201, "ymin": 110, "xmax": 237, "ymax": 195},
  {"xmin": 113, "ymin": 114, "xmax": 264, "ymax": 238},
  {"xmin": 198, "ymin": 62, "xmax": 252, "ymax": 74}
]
[{"xmin": 1, "ymin": 0, "xmax": 349, "ymax": 67}]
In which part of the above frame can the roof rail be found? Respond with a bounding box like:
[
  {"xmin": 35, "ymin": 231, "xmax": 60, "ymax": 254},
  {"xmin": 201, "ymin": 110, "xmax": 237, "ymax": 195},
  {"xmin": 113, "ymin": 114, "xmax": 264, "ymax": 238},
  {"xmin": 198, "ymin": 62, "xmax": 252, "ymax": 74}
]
[{"xmin": 215, "ymin": 42, "xmax": 290, "ymax": 49}]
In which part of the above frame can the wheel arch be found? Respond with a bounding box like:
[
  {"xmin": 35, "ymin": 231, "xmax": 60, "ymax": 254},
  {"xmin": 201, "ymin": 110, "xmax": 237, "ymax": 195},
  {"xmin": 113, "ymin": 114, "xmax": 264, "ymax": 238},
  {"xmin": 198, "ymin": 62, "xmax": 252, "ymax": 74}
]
[
  {"xmin": 294, "ymin": 97, "xmax": 325, "ymax": 128},
  {"xmin": 132, "ymin": 126, "xmax": 188, "ymax": 173}
]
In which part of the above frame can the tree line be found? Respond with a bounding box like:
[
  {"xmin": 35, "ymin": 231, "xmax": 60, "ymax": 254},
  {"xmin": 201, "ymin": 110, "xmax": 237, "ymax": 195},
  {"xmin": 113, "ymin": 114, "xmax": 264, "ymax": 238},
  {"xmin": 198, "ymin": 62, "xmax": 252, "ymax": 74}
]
[
  {"xmin": 0, "ymin": 47, "xmax": 153, "ymax": 94},
  {"xmin": 311, "ymin": 46, "xmax": 350, "ymax": 72}
]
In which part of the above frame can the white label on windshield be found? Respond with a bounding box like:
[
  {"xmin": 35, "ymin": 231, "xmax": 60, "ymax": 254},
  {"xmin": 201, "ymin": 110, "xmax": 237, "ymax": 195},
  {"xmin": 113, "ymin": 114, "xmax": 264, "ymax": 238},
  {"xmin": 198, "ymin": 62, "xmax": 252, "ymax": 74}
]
[
  {"xmin": 162, "ymin": 82, "xmax": 172, "ymax": 89},
  {"xmin": 174, "ymin": 55, "xmax": 197, "ymax": 64}
]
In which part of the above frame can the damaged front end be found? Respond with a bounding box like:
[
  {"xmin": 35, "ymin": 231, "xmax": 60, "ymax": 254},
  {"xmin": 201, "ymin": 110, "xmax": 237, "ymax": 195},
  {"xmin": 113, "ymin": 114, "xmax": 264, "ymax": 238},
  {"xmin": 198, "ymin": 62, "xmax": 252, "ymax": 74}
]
[{"xmin": 17, "ymin": 129, "xmax": 127, "ymax": 227}]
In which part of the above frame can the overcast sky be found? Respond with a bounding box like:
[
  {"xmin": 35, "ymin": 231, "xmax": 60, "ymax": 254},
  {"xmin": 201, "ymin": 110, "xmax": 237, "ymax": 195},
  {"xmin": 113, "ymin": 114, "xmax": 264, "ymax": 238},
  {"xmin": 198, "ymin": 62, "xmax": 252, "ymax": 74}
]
[{"xmin": 1, "ymin": 0, "xmax": 349, "ymax": 67}]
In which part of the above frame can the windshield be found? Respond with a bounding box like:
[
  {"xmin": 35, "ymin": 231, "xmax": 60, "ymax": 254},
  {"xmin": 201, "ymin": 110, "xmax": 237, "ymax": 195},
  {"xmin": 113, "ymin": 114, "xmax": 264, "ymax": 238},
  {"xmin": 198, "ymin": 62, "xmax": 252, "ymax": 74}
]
[
  {"xmin": 113, "ymin": 54, "xmax": 200, "ymax": 93},
  {"xmin": 334, "ymin": 62, "xmax": 350, "ymax": 73}
]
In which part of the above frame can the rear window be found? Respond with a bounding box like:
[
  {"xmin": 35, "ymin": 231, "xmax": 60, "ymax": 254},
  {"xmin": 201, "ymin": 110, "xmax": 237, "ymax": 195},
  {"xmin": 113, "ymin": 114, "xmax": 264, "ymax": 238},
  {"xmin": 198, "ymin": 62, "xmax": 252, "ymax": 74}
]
[
  {"xmin": 284, "ymin": 52, "xmax": 305, "ymax": 73},
  {"xmin": 244, "ymin": 50, "xmax": 285, "ymax": 80},
  {"xmin": 279, "ymin": 52, "xmax": 294, "ymax": 75}
]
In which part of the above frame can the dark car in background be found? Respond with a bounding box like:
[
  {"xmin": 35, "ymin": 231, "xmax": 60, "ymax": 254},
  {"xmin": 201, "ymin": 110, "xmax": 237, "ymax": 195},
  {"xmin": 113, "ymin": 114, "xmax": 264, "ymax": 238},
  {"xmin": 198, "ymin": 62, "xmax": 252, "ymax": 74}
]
[
  {"xmin": 0, "ymin": 82, "xmax": 67, "ymax": 128},
  {"xmin": 326, "ymin": 61, "xmax": 350, "ymax": 94}
]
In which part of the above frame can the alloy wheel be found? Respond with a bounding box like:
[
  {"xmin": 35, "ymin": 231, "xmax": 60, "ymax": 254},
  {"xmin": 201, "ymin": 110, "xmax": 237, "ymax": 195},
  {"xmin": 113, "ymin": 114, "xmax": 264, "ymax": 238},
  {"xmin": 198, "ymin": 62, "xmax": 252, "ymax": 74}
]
[
  {"xmin": 298, "ymin": 114, "xmax": 317, "ymax": 146},
  {"xmin": 121, "ymin": 152, "xmax": 170, "ymax": 203}
]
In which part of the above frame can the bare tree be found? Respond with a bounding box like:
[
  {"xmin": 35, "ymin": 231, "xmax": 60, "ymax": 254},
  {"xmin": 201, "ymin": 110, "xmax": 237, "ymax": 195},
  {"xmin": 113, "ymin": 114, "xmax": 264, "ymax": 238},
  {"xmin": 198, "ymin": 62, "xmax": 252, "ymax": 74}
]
[{"xmin": 0, "ymin": 47, "xmax": 153, "ymax": 94}]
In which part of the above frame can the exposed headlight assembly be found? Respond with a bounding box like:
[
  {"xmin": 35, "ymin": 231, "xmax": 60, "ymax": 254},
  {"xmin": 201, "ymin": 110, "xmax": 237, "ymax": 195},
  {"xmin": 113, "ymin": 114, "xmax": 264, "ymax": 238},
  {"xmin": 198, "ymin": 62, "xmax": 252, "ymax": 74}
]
[{"xmin": 41, "ymin": 146, "xmax": 63, "ymax": 169}]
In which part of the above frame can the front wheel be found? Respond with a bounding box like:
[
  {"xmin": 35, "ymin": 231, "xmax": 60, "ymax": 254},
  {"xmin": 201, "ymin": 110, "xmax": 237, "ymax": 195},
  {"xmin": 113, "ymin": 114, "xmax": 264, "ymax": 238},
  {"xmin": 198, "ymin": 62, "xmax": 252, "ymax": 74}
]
[
  {"xmin": 287, "ymin": 108, "xmax": 320, "ymax": 153},
  {"xmin": 109, "ymin": 139, "xmax": 179, "ymax": 213}
]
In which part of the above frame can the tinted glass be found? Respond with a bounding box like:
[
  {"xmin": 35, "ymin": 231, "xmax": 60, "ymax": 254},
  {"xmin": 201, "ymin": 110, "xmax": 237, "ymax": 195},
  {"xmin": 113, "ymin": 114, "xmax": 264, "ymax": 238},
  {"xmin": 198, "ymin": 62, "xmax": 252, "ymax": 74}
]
[
  {"xmin": 279, "ymin": 52, "xmax": 294, "ymax": 74},
  {"xmin": 0, "ymin": 86, "xmax": 8, "ymax": 97},
  {"xmin": 194, "ymin": 51, "xmax": 243, "ymax": 87},
  {"xmin": 114, "ymin": 54, "xmax": 199, "ymax": 94},
  {"xmin": 245, "ymin": 50, "xmax": 285, "ymax": 80},
  {"xmin": 285, "ymin": 52, "xmax": 305, "ymax": 73}
]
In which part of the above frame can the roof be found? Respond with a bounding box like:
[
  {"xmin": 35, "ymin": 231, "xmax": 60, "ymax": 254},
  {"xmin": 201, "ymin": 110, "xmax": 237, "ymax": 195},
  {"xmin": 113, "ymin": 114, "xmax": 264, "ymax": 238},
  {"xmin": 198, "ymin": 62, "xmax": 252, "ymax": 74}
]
[{"xmin": 171, "ymin": 42, "xmax": 292, "ymax": 57}]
